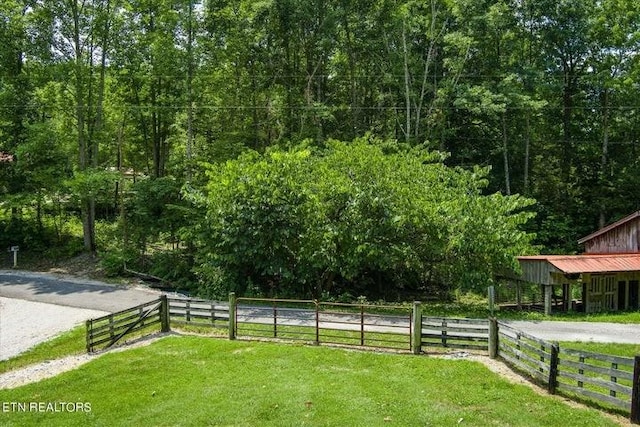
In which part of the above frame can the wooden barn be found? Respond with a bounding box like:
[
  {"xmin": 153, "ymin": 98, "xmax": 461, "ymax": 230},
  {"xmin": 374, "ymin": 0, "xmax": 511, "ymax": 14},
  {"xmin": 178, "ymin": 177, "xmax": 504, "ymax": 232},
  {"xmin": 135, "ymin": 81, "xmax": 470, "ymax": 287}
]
[{"xmin": 518, "ymin": 211, "xmax": 640, "ymax": 315}]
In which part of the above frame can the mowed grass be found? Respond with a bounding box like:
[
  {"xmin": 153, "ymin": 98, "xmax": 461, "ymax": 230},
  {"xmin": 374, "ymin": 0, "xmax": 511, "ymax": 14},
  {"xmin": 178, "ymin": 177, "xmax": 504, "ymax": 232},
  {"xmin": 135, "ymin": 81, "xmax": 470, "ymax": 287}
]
[
  {"xmin": 561, "ymin": 341, "xmax": 640, "ymax": 358},
  {"xmin": 0, "ymin": 336, "xmax": 621, "ymax": 427}
]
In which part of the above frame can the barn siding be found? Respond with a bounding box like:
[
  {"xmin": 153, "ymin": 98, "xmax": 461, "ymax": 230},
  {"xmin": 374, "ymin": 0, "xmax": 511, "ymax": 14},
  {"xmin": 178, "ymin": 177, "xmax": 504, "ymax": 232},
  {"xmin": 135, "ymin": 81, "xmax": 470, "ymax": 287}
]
[
  {"xmin": 519, "ymin": 211, "xmax": 640, "ymax": 314},
  {"xmin": 520, "ymin": 260, "xmax": 562, "ymax": 285},
  {"xmin": 584, "ymin": 218, "xmax": 640, "ymax": 254}
]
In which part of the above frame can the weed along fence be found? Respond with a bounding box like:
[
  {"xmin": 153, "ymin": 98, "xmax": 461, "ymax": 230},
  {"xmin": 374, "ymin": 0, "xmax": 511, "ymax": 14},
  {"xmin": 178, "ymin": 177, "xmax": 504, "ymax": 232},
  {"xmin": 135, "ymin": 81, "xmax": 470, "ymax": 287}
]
[{"xmin": 491, "ymin": 319, "xmax": 640, "ymax": 424}]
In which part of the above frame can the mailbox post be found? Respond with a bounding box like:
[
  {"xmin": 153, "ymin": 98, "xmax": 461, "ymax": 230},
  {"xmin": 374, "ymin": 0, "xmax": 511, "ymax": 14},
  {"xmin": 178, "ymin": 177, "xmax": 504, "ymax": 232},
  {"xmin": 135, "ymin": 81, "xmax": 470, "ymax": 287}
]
[{"xmin": 9, "ymin": 246, "xmax": 18, "ymax": 268}]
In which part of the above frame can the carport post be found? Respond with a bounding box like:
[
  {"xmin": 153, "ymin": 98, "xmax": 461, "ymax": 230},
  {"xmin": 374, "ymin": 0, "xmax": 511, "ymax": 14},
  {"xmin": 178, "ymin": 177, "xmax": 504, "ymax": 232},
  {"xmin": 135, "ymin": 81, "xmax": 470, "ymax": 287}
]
[
  {"xmin": 411, "ymin": 301, "xmax": 422, "ymax": 354},
  {"xmin": 544, "ymin": 285, "xmax": 553, "ymax": 315}
]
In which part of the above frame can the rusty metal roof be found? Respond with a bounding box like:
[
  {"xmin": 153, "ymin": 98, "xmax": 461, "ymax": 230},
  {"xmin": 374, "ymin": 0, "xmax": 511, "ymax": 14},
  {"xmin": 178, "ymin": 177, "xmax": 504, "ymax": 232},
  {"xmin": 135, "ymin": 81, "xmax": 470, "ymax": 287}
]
[{"xmin": 518, "ymin": 254, "xmax": 640, "ymax": 274}]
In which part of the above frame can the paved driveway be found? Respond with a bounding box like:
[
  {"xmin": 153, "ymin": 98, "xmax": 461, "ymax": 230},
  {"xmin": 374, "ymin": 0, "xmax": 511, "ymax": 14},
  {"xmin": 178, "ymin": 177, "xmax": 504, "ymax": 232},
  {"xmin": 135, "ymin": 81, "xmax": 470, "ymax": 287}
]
[
  {"xmin": 0, "ymin": 271, "xmax": 163, "ymax": 360},
  {"xmin": 2, "ymin": 270, "xmax": 640, "ymax": 344},
  {"xmin": 502, "ymin": 319, "xmax": 640, "ymax": 344},
  {"xmin": 0, "ymin": 270, "xmax": 160, "ymax": 312}
]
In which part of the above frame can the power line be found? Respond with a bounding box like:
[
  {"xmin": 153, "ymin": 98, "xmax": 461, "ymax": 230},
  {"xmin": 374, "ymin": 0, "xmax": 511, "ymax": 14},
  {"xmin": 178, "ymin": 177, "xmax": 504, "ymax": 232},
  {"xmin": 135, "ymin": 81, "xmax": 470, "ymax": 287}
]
[{"xmin": 2, "ymin": 104, "xmax": 640, "ymax": 111}]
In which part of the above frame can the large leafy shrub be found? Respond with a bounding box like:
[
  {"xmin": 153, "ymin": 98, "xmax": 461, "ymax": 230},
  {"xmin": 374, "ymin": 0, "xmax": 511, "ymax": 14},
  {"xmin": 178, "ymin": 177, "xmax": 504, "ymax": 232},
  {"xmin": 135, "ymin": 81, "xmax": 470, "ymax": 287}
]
[{"xmin": 193, "ymin": 137, "xmax": 535, "ymax": 300}]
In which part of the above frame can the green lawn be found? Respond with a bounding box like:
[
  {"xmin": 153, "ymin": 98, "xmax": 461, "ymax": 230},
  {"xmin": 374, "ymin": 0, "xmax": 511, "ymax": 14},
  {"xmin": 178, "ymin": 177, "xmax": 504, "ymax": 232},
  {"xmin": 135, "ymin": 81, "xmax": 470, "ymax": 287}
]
[
  {"xmin": 0, "ymin": 336, "xmax": 622, "ymax": 426},
  {"xmin": 560, "ymin": 341, "xmax": 640, "ymax": 358}
]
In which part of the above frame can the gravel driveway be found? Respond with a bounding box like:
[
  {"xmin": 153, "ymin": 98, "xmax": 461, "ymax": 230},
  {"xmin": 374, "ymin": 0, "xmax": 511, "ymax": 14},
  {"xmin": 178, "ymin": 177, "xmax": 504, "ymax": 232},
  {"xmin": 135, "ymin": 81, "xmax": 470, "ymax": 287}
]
[
  {"xmin": 0, "ymin": 270, "xmax": 161, "ymax": 361},
  {"xmin": 0, "ymin": 297, "xmax": 107, "ymax": 360}
]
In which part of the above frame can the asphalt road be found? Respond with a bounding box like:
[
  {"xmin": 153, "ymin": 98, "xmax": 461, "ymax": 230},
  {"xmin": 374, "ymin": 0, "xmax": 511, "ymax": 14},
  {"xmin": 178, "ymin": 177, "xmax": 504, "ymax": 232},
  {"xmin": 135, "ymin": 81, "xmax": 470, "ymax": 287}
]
[
  {"xmin": 1, "ymin": 270, "xmax": 640, "ymax": 343},
  {"xmin": 501, "ymin": 320, "xmax": 640, "ymax": 344},
  {"xmin": 0, "ymin": 270, "xmax": 160, "ymax": 312}
]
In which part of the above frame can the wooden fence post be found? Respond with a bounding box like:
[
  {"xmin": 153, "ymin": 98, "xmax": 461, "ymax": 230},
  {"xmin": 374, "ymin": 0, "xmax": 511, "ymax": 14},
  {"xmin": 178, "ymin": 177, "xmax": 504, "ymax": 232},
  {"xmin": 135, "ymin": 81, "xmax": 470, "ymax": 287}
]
[
  {"xmin": 273, "ymin": 301, "xmax": 278, "ymax": 338},
  {"xmin": 160, "ymin": 295, "xmax": 170, "ymax": 333},
  {"xmin": 229, "ymin": 292, "xmax": 237, "ymax": 340},
  {"xmin": 86, "ymin": 319, "xmax": 92, "ymax": 353},
  {"xmin": 631, "ymin": 356, "xmax": 640, "ymax": 424},
  {"xmin": 411, "ymin": 301, "xmax": 422, "ymax": 355},
  {"xmin": 360, "ymin": 304, "xmax": 365, "ymax": 346},
  {"xmin": 548, "ymin": 343, "xmax": 559, "ymax": 395},
  {"xmin": 314, "ymin": 300, "xmax": 320, "ymax": 345},
  {"xmin": 441, "ymin": 319, "xmax": 448, "ymax": 347},
  {"xmin": 488, "ymin": 318, "xmax": 498, "ymax": 359}
]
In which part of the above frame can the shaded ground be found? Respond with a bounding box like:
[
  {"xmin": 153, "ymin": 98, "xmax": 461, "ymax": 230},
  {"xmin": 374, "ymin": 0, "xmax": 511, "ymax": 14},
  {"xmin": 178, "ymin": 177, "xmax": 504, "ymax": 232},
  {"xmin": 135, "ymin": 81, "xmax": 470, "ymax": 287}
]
[{"xmin": 0, "ymin": 270, "xmax": 160, "ymax": 312}]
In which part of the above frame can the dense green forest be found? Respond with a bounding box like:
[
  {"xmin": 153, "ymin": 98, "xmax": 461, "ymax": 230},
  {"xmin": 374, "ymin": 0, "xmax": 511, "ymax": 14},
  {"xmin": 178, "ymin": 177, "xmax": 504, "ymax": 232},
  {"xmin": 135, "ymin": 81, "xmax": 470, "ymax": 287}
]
[{"xmin": 1, "ymin": 0, "xmax": 639, "ymax": 299}]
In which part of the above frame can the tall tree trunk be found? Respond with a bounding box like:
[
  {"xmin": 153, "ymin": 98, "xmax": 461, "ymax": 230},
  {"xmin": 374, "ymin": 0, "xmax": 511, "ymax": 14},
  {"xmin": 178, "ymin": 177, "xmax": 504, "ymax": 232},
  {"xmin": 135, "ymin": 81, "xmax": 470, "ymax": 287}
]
[
  {"xmin": 562, "ymin": 64, "xmax": 575, "ymax": 185},
  {"xmin": 599, "ymin": 88, "xmax": 610, "ymax": 229},
  {"xmin": 502, "ymin": 113, "xmax": 511, "ymax": 195},
  {"xmin": 70, "ymin": 0, "xmax": 95, "ymax": 253},
  {"xmin": 523, "ymin": 114, "xmax": 531, "ymax": 196},
  {"xmin": 186, "ymin": 0, "xmax": 194, "ymax": 181},
  {"xmin": 415, "ymin": 0, "xmax": 443, "ymax": 141},
  {"xmin": 401, "ymin": 20, "xmax": 411, "ymax": 143},
  {"xmin": 340, "ymin": 1, "xmax": 357, "ymax": 139}
]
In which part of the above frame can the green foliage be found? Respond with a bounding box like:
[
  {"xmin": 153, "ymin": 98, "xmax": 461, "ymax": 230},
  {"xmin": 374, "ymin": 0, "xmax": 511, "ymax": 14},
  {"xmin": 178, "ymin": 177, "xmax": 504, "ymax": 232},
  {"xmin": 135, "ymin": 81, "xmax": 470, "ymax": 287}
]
[
  {"xmin": 146, "ymin": 250, "xmax": 196, "ymax": 292},
  {"xmin": 125, "ymin": 176, "xmax": 187, "ymax": 252},
  {"xmin": 0, "ymin": 214, "xmax": 83, "ymax": 259},
  {"xmin": 193, "ymin": 137, "xmax": 535, "ymax": 300},
  {"xmin": 100, "ymin": 247, "xmax": 138, "ymax": 277},
  {"xmin": 65, "ymin": 169, "xmax": 118, "ymax": 205},
  {"xmin": 4, "ymin": 0, "xmax": 640, "ymax": 276}
]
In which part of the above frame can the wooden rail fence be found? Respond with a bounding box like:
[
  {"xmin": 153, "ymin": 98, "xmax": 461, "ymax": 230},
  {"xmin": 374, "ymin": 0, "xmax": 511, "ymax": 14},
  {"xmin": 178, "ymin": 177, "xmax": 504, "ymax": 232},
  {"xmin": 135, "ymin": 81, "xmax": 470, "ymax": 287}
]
[
  {"xmin": 85, "ymin": 295, "xmax": 640, "ymax": 423},
  {"xmin": 492, "ymin": 319, "xmax": 640, "ymax": 423},
  {"xmin": 557, "ymin": 348, "xmax": 635, "ymax": 413},
  {"xmin": 234, "ymin": 297, "xmax": 412, "ymax": 351},
  {"xmin": 420, "ymin": 317, "xmax": 489, "ymax": 351},
  {"xmin": 86, "ymin": 296, "xmax": 169, "ymax": 353},
  {"xmin": 167, "ymin": 296, "xmax": 229, "ymax": 328}
]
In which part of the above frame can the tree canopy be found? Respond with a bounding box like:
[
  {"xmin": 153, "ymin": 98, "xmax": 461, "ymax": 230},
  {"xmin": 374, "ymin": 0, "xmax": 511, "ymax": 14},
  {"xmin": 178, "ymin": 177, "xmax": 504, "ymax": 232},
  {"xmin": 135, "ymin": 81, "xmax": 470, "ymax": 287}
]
[{"xmin": 1, "ymin": 0, "xmax": 640, "ymax": 299}]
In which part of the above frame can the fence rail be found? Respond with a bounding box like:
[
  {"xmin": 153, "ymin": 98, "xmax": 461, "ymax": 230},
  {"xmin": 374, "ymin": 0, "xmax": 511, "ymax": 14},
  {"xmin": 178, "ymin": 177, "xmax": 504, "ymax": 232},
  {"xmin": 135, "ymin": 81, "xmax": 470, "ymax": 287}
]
[
  {"xmin": 497, "ymin": 321, "xmax": 557, "ymax": 387},
  {"xmin": 421, "ymin": 317, "xmax": 489, "ymax": 351},
  {"xmin": 234, "ymin": 298, "xmax": 412, "ymax": 351},
  {"xmin": 167, "ymin": 297, "xmax": 229, "ymax": 328},
  {"xmin": 557, "ymin": 347, "xmax": 635, "ymax": 411},
  {"xmin": 493, "ymin": 319, "xmax": 640, "ymax": 422},
  {"xmin": 84, "ymin": 294, "xmax": 640, "ymax": 424},
  {"xmin": 86, "ymin": 296, "xmax": 168, "ymax": 353}
]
